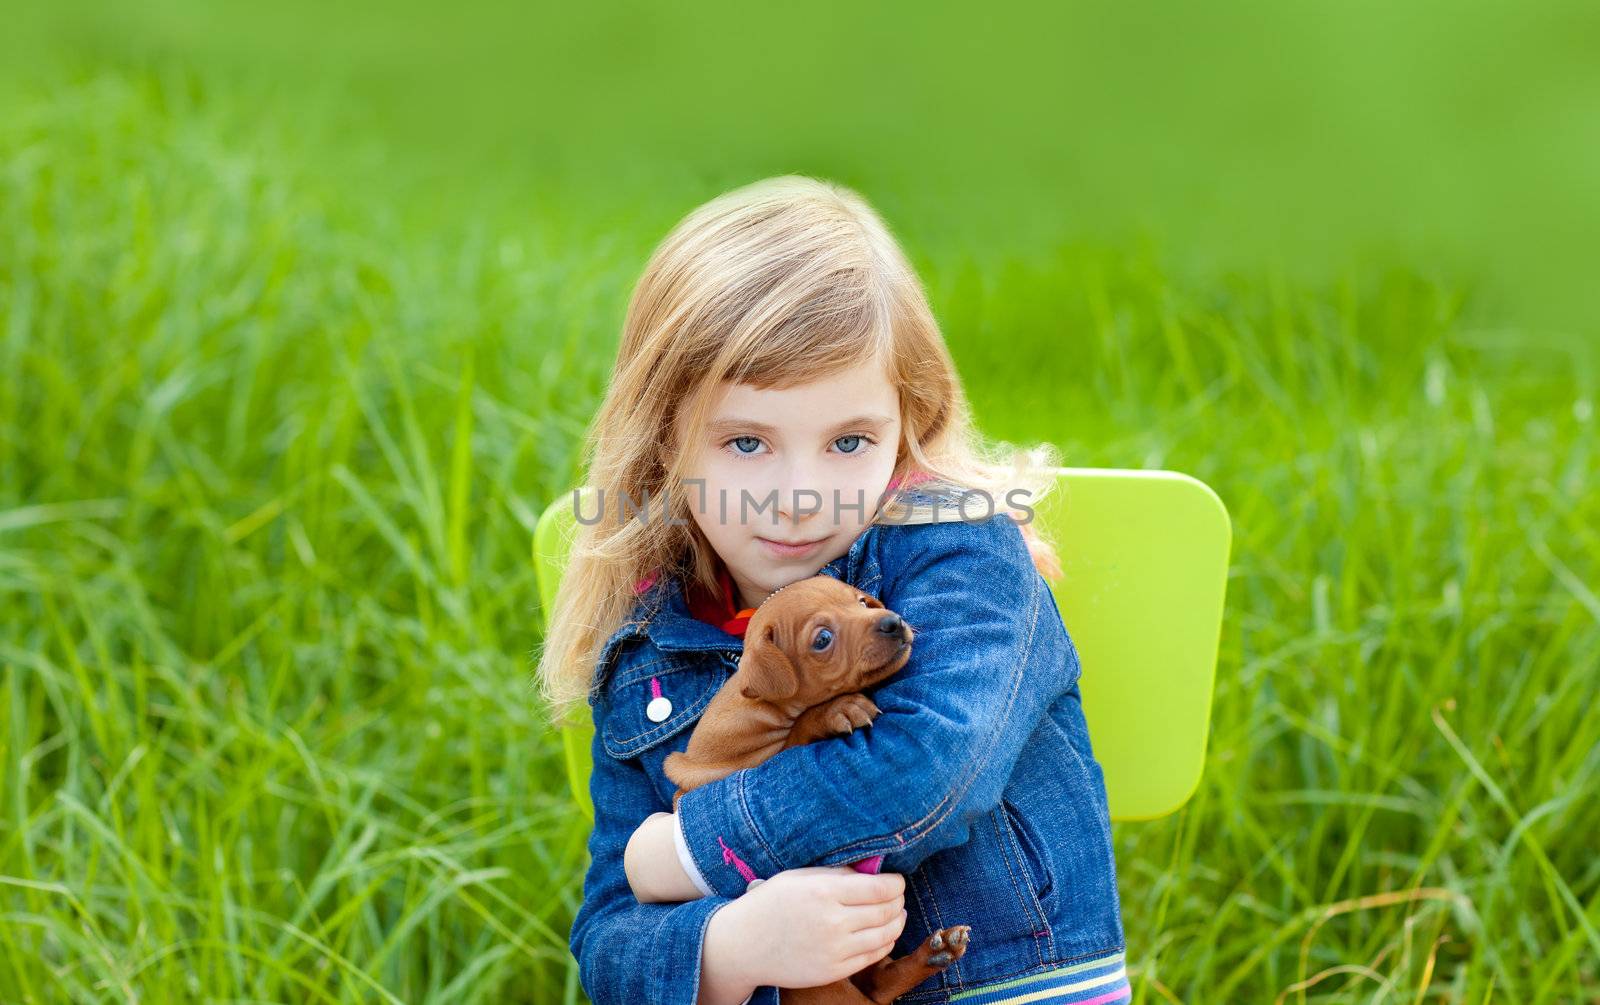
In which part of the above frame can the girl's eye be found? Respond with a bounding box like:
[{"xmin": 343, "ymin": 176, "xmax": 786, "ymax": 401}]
[
  {"xmin": 811, "ymin": 627, "xmax": 834, "ymax": 652},
  {"xmin": 724, "ymin": 433, "xmax": 875, "ymax": 458}
]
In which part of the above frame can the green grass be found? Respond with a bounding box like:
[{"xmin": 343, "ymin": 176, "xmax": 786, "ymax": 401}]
[{"xmin": 3, "ymin": 55, "xmax": 1598, "ymax": 1005}]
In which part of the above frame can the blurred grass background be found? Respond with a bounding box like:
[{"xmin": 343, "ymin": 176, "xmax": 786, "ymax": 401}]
[{"xmin": 2, "ymin": 1, "xmax": 1597, "ymax": 1002}]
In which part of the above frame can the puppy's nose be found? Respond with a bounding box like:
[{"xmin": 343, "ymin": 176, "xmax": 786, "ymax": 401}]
[{"xmin": 876, "ymin": 613, "xmax": 905, "ymax": 636}]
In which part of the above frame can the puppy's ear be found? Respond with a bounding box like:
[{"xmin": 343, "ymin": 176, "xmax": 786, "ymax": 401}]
[{"xmin": 738, "ymin": 624, "xmax": 800, "ymax": 702}]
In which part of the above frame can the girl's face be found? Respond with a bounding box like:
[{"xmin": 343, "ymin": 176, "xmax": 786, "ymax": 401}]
[{"xmin": 677, "ymin": 360, "xmax": 902, "ymax": 611}]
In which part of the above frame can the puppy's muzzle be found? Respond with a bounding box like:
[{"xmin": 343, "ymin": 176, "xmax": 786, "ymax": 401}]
[{"xmin": 876, "ymin": 612, "xmax": 911, "ymax": 644}]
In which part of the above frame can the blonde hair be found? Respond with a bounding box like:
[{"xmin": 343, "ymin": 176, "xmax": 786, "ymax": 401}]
[{"xmin": 536, "ymin": 175, "xmax": 1062, "ymax": 724}]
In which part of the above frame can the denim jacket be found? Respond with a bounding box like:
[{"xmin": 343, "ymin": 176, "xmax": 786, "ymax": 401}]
[{"xmin": 568, "ymin": 500, "xmax": 1128, "ymax": 1004}]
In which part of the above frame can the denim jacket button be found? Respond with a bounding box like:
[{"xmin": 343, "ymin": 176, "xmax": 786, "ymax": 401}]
[
  {"xmin": 746, "ymin": 877, "xmax": 765, "ymax": 892},
  {"xmin": 645, "ymin": 696, "xmax": 672, "ymax": 722}
]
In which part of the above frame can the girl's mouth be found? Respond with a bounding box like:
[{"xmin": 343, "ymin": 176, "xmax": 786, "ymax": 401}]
[{"xmin": 756, "ymin": 535, "xmax": 827, "ymax": 558}]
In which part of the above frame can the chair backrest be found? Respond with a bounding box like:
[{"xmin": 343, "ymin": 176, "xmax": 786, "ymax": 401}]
[{"xmin": 536, "ymin": 467, "xmax": 1231, "ymax": 822}]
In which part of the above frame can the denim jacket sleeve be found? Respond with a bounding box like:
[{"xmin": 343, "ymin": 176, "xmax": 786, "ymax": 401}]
[
  {"xmin": 675, "ymin": 511, "xmax": 1077, "ymax": 900},
  {"xmin": 570, "ymin": 688, "xmax": 741, "ymax": 1005}
]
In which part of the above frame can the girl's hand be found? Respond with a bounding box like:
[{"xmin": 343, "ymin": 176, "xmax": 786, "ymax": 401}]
[{"xmin": 708, "ymin": 865, "xmax": 907, "ymax": 990}]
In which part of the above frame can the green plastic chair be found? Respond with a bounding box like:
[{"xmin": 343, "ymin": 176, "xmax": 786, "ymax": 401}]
[{"xmin": 536, "ymin": 468, "xmax": 1231, "ymax": 823}]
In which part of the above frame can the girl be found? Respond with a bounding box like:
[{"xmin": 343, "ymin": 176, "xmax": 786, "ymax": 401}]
[{"xmin": 538, "ymin": 176, "xmax": 1128, "ymax": 1004}]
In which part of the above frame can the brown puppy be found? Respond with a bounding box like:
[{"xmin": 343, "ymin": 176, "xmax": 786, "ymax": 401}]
[{"xmin": 664, "ymin": 575, "xmax": 972, "ymax": 1005}]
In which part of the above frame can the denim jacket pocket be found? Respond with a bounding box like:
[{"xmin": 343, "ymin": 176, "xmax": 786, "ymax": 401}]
[
  {"xmin": 1000, "ymin": 797, "xmax": 1057, "ymax": 914},
  {"xmin": 599, "ymin": 654, "xmax": 730, "ymax": 760}
]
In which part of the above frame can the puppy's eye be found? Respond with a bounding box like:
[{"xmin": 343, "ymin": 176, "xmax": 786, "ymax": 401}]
[
  {"xmin": 858, "ymin": 597, "xmax": 868, "ymax": 606},
  {"xmin": 811, "ymin": 628, "xmax": 834, "ymax": 652}
]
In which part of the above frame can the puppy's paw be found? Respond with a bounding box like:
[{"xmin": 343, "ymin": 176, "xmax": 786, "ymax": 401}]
[
  {"xmin": 662, "ymin": 751, "xmax": 686, "ymax": 787},
  {"xmin": 824, "ymin": 693, "xmax": 879, "ymax": 735},
  {"xmin": 920, "ymin": 925, "xmax": 971, "ymax": 969}
]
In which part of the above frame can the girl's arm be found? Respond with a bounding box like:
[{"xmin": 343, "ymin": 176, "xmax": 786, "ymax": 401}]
[
  {"xmin": 571, "ymin": 699, "xmax": 758, "ymax": 1004},
  {"xmin": 626, "ymin": 810, "xmax": 710, "ymax": 902},
  {"xmin": 668, "ymin": 512, "xmax": 1077, "ymax": 900}
]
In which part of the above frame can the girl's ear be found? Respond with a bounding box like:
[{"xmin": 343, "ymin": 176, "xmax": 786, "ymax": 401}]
[{"xmin": 738, "ymin": 624, "xmax": 800, "ymax": 702}]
